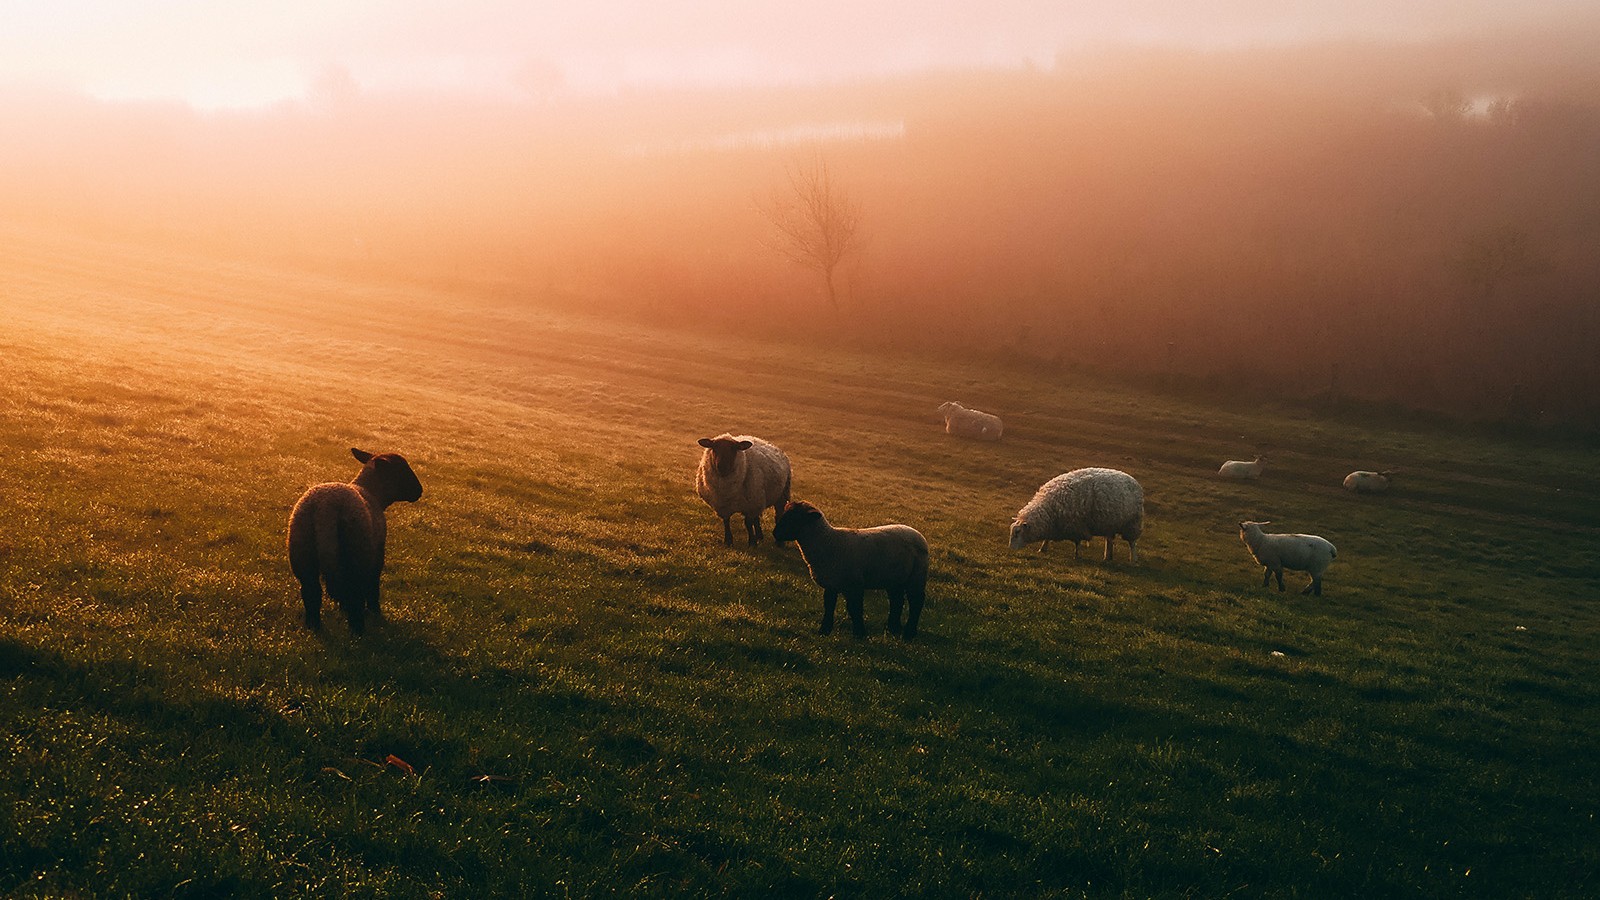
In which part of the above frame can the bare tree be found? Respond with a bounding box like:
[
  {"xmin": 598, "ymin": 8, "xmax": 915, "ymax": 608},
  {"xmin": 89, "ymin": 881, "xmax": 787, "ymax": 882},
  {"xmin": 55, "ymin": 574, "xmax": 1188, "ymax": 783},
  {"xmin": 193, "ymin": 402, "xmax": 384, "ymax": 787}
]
[{"xmin": 760, "ymin": 156, "xmax": 862, "ymax": 311}]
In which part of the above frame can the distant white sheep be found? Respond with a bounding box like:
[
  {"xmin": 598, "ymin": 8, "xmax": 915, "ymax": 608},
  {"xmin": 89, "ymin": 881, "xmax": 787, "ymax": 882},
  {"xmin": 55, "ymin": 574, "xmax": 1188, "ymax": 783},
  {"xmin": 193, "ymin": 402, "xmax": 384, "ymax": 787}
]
[
  {"xmin": 1343, "ymin": 470, "xmax": 1394, "ymax": 494},
  {"xmin": 937, "ymin": 401, "xmax": 1003, "ymax": 441},
  {"xmin": 772, "ymin": 499, "xmax": 930, "ymax": 640},
  {"xmin": 695, "ymin": 434, "xmax": 792, "ymax": 546},
  {"xmin": 1218, "ymin": 456, "xmax": 1263, "ymax": 480},
  {"xmin": 1238, "ymin": 521, "xmax": 1337, "ymax": 596},
  {"xmin": 1010, "ymin": 467, "xmax": 1144, "ymax": 563}
]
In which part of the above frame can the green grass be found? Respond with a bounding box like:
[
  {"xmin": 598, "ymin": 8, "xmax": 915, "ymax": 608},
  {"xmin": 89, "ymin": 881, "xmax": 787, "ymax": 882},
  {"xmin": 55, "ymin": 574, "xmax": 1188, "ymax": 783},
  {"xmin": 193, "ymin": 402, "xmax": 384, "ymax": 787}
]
[{"xmin": 2, "ymin": 221, "xmax": 1598, "ymax": 897}]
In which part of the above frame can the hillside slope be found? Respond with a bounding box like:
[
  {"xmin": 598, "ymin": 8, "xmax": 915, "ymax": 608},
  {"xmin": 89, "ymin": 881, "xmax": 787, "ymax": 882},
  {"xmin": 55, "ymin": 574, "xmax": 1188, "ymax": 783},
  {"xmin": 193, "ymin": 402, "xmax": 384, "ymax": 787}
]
[{"xmin": 1, "ymin": 221, "xmax": 1596, "ymax": 897}]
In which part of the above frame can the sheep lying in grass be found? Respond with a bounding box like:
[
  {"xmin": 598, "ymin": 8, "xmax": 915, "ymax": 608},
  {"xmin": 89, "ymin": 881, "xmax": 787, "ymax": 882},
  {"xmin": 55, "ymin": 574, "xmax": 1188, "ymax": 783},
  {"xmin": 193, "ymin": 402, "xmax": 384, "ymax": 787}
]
[
  {"xmin": 1218, "ymin": 456, "xmax": 1263, "ymax": 480},
  {"xmin": 1010, "ymin": 467, "xmax": 1144, "ymax": 563},
  {"xmin": 1238, "ymin": 521, "xmax": 1336, "ymax": 596},
  {"xmin": 287, "ymin": 448, "xmax": 423, "ymax": 635},
  {"xmin": 937, "ymin": 401, "xmax": 1003, "ymax": 441},
  {"xmin": 772, "ymin": 500, "xmax": 929, "ymax": 640},
  {"xmin": 695, "ymin": 434, "xmax": 792, "ymax": 546},
  {"xmin": 1343, "ymin": 470, "xmax": 1395, "ymax": 494}
]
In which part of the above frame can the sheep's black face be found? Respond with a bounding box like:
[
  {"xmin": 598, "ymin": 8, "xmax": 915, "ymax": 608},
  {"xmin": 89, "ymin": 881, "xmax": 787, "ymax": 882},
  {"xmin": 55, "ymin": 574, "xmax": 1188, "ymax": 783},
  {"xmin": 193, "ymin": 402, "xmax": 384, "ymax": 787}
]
[
  {"xmin": 773, "ymin": 500, "xmax": 823, "ymax": 542},
  {"xmin": 698, "ymin": 437, "xmax": 752, "ymax": 477},
  {"xmin": 353, "ymin": 447, "xmax": 423, "ymax": 503},
  {"xmin": 374, "ymin": 454, "xmax": 424, "ymax": 502}
]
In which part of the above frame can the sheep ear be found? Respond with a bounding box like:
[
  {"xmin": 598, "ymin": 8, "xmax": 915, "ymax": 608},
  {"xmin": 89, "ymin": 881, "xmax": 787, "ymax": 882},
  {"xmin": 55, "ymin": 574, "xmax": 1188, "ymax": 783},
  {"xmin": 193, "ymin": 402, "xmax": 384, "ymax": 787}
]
[
  {"xmin": 735, "ymin": 440, "xmax": 752, "ymax": 451},
  {"xmin": 697, "ymin": 438, "xmax": 714, "ymax": 448},
  {"xmin": 351, "ymin": 448, "xmax": 374, "ymax": 464}
]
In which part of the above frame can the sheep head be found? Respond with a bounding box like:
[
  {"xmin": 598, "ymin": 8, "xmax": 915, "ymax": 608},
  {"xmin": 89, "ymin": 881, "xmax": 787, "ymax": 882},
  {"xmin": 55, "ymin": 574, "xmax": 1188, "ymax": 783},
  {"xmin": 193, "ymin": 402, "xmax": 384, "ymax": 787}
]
[
  {"xmin": 697, "ymin": 436, "xmax": 753, "ymax": 476},
  {"xmin": 351, "ymin": 447, "xmax": 424, "ymax": 504},
  {"xmin": 1008, "ymin": 517, "xmax": 1032, "ymax": 550},
  {"xmin": 773, "ymin": 500, "xmax": 824, "ymax": 543}
]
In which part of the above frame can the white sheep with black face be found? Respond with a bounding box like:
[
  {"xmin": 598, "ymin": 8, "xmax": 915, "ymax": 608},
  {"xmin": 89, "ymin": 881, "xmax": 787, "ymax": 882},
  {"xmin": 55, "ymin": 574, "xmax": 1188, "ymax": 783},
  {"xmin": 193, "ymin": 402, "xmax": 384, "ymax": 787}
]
[
  {"xmin": 287, "ymin": 448, "xmax": 423, "ymax": 635},
  {"xmin": 1009, "ymin": 467, "xmax": 1144, "ymax": 563},
  {"xmin": 1238, "ymin": 521, "xmax": 1337, "ymax": 596},
  {"xmin": 694, "ymin": 434, "xmax": 792, "ymax": 546},
  {"xmin": 937, "ymin": 401, "xmax": 1003, "ymax": 441}
]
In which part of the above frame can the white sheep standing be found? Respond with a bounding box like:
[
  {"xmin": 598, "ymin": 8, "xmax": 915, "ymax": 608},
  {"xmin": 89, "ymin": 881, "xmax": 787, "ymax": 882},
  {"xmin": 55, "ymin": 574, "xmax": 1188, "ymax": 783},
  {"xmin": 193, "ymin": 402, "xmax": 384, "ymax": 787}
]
[
  {"xmin": 1009, "ymin": 467, "xmax": 1144, "ymax": 563},
  {"xmin": 1238, "ymin": 521, "xmax": 1337, "ymax": 596},
  {"xmin": 772, "ymin": 499, "xmax": 929, "ymax": 640},
  {"xmin": 937, "ymin": 401, "xmax": 1004, "ymax": 441},
  {"xmin": 1343, "ymin": 470, "xmax": 1395, "ymax": 494},
  {"xmin": 695, "ymin": 433, "xmax": 792, "ymax": 546},
  {"xmin": 1218, "ymin": 456, "xmax": 1263, "ymax": 480}
]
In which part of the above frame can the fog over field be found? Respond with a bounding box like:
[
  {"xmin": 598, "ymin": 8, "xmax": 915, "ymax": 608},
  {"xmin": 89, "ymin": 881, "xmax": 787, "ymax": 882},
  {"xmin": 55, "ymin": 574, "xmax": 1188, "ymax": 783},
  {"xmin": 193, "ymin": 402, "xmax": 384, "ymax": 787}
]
[{"xmin": 5, "ymin": 5, "xmax": 1600, "ymax": 426}]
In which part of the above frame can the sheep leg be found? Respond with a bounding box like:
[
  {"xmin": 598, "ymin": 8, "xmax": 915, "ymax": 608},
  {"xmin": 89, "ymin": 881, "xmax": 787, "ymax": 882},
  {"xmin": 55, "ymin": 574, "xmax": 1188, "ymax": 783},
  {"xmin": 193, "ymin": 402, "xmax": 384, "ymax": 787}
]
[
  {"xmin": 745, "ymin": 513, "xmax": 762, "ymax": 546},
  {"xmin": 1261, "ymin": 568, "xmax": 1272, "ymax": 588},
  {"xmin": 820, "ymin": 590, "xmax": 838, "ymax": 634},
  {"xmin": 344, "ymin": 603, "xmax": 366, "ymax": 636},
  {"xmin": 845, "ymin": 591, "xmax": 867, "ymax": 638},
  {"xmin": 903, "ymin": 585, "xmax": 925, "ymax": 641},
  {"xmin": 1274, "ymin": 569, "xmax": 1286, "ymax": 592},
  {"xmin": 1038, "ymin": 541, "xmax": 1051, "ymax": 554},
  {"xmin": 720, "ymin": 516, "xmax": 734, "ymax": 546},
  {"xmin": 330, "ymin": 580, "xmax": 366, "ymax": 635},
  {"xmin": 365, "ymin": 575, "xmax": 384, "ymax": 620},
  {"xmin": 299, "ymin": 576, "xmax": 323, "ymax": 630},
  {"xmin": 1127, "ymin": 539, "xmax": 1138, "ymax": 564},
  {"xmin": 331, "ymin": 573, "xmax": 367, "ymax": 636},
  {"xmin": 1304, "ymin": 575, "xmax": 1322, "ymax": 596},
  {"xmin": 1103, "ymin": 536, "xmax": 1115, "ymax": 562},
  {"xmin": 886, "ymin": 590, "xmax": 905, "ymax": 635}
]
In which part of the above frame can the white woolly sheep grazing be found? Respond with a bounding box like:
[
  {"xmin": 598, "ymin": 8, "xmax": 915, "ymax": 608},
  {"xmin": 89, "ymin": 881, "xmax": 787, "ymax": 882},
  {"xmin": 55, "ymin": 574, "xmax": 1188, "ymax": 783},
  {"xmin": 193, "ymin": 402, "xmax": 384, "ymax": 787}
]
[
  {"xmin": 1343, "ymin": 470, "xmax": 1395, "ymax": 494},
  {"xmin": 695, "ymin": 434, "xmax": 792, "ymax": 546},
  {"xmin": 287, "ymin": 448, "xmax": 423, "ymax": 635},
  {"xmin": 937, "ymin": 401, "xmax": 1003, "ymax": 441},
  {"xmin": 1010, "ymin": 467, "xmax": 1144, "ymax": 563},
  {"xmin": 1218, "ymin": 456, "xmax": 1263, "ymax": 480},
  {"xmin": 772, "ymin": 500, "xmax": 930, "ymax": 640},
  {"xmin": 1238, "ymin": 521, "xmax": 1337, "ymax": 596}
]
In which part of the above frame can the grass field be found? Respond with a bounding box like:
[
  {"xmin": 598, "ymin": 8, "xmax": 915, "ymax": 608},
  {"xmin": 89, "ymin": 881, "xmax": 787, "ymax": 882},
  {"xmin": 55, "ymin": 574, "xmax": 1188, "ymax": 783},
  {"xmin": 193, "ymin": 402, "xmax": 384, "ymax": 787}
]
[{"xmin": 2, "ymin": 220, "xmax": 1598, "ymax": 898}]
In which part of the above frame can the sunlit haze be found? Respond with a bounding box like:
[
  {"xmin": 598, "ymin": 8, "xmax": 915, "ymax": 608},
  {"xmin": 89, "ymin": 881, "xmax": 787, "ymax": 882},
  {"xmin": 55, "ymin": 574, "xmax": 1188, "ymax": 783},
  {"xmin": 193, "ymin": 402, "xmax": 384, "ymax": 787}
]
[
  {"xmin": 2, "ymin": 1, "xmax": 1595, "ymax": 107},
  {"xmin": 3, "ymin": 1, "xmax": 1600, "ymax": 424}
]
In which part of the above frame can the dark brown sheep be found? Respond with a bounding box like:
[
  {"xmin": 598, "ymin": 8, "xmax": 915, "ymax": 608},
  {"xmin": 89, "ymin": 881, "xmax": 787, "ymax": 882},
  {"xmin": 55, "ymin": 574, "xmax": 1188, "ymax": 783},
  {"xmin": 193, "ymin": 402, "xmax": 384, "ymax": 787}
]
[
  {"xmin": 287, "ymin": 448, "xmax": 423, "ymax": 634},
  {"xmin": 773, "ymin": 500, "xmax": 929, "ymax": 640}
]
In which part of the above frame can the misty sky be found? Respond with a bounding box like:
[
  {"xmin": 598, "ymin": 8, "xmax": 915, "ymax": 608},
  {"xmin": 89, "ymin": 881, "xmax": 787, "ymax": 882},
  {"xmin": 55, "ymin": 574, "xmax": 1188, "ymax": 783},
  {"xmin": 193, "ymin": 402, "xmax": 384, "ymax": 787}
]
[{"xmin": 1, "ymin": 1, "xmax": 1593, "ymax": 108}]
